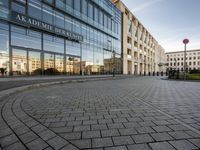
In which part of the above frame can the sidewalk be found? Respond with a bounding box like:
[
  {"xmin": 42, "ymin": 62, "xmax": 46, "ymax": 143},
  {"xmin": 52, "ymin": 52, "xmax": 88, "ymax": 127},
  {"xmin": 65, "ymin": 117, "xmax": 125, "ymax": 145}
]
[{"xmin": 0, "ymin": 75, "xmax": 128, "ymax": 91}]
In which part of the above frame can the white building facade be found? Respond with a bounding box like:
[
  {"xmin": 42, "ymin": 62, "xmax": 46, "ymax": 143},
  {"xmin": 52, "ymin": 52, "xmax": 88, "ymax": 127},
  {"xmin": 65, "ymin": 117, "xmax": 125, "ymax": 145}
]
[{"xmin": 166, "ymin": 49, "xmax": 200, "ymax": 72}]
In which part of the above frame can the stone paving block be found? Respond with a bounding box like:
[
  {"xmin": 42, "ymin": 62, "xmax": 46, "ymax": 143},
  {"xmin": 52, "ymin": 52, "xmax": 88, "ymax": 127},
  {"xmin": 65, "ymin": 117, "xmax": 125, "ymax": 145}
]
[
  {"xmin": 98, "ymin": 119, "xmax": 113, "ymax": 124},
  {"xmin": 60, "ymin": 132, "xmax": 81, "ymax": 140},
  {"xmin": 105, "ymin": 146, "xmax": 127, "ymax": 150},
  {"xmin": 47, "ymin": 136, "xmax": 68, "ymax": 150},
  {"xmin": 38, "ymin": 129, "xmax": 56, "ymax": 141},
  {"xmin": 168, "ymin": 124, "xmax": 189, "ymax": 131},
  {"xmin": 26, "ymin": 138, "xmax": 49, "ymax": 150},
  {"xmin": 76, "ymin": 116, "xmax": 89, "ymax": 121},
  {"xmin": 168, "ymin": 131, "xmax": 192, "ymax": 140},
  {"xmin": 152, "ymin": 125, "xmax": 172, "ymax": 132},
  {"xmin": 90, "ymin": 115, "xmax": 104, "ymax": 120},
  {"xmin": 49, "ymin": 122, "xmax": 66, "ymax": 128},
  {"xmin": 169, "ymin": 140, "xmax": 198, "ymax": 150},
  {"xmin": 118, "ymin": 128, "xmax": 137, "ymax": 136},
  {"xmin": 185, "ymin": 131, "xmax": 200, "ymax": 138},
  {"xmin": 149, "ymin": 141, "xmax": 176, "ymax": 150},
  {"xmin": 3, "ymin": 142, "xmax": 26, "ymax": 150},
  {"xmin": 60, "ymin": 117, "xmax": 75, "ymax": 122},
  {"xmin": 151, "ymin": 132, "xmax": 173, "ymax": 142},
  {"xmin": 82, "ymin": 130, "xmax": 101, "ymax": 139},
  {"xmin": 67, "ymin": 121, "xmax": 82, "ymax": 126},
  {"xmin": 91, "ymin": 124, "xmax": 108, "ymax": 130},
  {"xmin": 127, "ymin": 144, "xmax": 151, "ymax": 150},
  {"xmin": 139, "ymin": 121, "xmax": 156, "ymax": 127},
  {"xmin": 0, "ymin": 128, "xmax": 12, "ymax": 138},
  {"xmin": 181, "ymin": 118, "xmax": 198, "ymax": 124},
  {"xmin": 13, "ymin": 126, "xmax": 30, "ymax": 135},
  {"xmin": 92, "ymin": 138, "xmax": 113, "ymax": 148},
  {"xmin": 31, "ymin": 124, "xmax": 47, "ymax": 134},
  {"xmin": 189, "ymin": 139, "xmax": 200, "ymax": 148},
  {"xmin": 123, "ymin": 122, "xmax": 140, "ymax": 128},
  {"xmin": 153, "ymin": 120, "xmax": 171, "ymax": 126},
  {"xmin": 126, "ymin": 117, "xmax": 143, "ymax": 122},
  {"xmin": 112, "ymin": 136, "xmax": 134, "ymax": 146},
  {"xmin": 83, "ymin": 120, "xmax": 97, "ymax": 125},
  {"xmin": 113, "ymin": 118, "xmax": 128, "ymax": 123},
  {"xmin": 0, "ymin": 134, "xmax": 18, "ymax": 147},
  {"xmin": 73, "ymin": 125, "xmax": 90, "ymax": 132},
  {"xmin": 131, "ymin": 134, "xmax": 154, "ymax": 144},
  {"xmin": 101, "ymin": 129, "xmax": 120, "ymax": 137},
  {"xmin": 50, "ymin": 127, "xmax": 73, "ymax": 133},
  {"xmin": 107, "ymin": 123, "xmax": 124, "ymax": 129},
  {"xmin": 60, "ymin": 144, "xmax": 79, "ymax": 150},
  {"xmin": 70, "ymin": 139, "xmax": 91, "ymax": 149},
  {"xmin": 136, "ymin": 127, "xmax": 155, "ymax": 134},
  {"xmin": 19, "ymin": 131, "xmax": 38, "ymax": 143},
  {"xmin": 104, "ymin": 114, "xmax": 118, "ymax": 119}
]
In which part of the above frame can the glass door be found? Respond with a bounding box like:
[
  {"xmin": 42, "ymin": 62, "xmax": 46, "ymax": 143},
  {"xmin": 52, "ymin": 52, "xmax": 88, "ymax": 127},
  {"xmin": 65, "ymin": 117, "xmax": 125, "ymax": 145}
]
[
  {"xmin": 12, "ymin": 48, "xmax": 27, "ymax": 75},
  {"xmin": 74, "ymin": 57, "xmax": 80, "ymax": 75}
]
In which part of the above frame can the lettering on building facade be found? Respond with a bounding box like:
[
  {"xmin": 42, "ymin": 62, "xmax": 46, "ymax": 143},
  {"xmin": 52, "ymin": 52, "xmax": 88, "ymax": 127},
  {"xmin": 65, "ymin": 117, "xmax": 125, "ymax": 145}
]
[{"xmin": 11, "ymin": 11, "xmax": 83, "ymax": 42}]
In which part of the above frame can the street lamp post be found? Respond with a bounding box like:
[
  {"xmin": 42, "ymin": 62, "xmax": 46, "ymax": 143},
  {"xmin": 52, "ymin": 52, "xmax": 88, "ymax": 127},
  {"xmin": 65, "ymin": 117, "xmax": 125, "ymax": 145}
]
[
  {"xmin": 183, "ymin": 39, "xmax": 189, "ymax": 80},
  {"xmin": 112, "ymin": 50, "xmax": 116, "ymax": 77}
]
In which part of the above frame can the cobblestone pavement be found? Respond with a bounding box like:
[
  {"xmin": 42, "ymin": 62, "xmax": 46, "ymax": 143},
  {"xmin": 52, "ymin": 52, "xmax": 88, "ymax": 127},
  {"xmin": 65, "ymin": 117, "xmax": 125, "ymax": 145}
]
[{"xmin": 0, "ymin": 77, "xmax": 200, "ymax": 150}]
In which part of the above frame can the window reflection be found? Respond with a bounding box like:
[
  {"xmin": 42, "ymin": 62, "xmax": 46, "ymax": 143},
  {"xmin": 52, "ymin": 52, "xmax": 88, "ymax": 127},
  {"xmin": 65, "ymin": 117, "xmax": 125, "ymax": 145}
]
[
  {"xmin": 12, "ymin": 49, "xmax": 27, "ymax": 75},
  {"xmin": 29, "ymin": 51, "xmax": 41, "ymax": 75},
  {"xmin": 55, "ymin": 54, "xmax": 64, "ymax": 74},
  {"xmin": 44, "ymin": 53, "xmax": 54, "ymax": 75}
]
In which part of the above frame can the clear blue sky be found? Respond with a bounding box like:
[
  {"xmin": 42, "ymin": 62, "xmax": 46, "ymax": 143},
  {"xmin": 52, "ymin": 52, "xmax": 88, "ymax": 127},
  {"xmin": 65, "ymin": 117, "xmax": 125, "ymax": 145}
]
[{"xmin": 121, "ymin": 0, "xmax": 200, "ymax": 52}]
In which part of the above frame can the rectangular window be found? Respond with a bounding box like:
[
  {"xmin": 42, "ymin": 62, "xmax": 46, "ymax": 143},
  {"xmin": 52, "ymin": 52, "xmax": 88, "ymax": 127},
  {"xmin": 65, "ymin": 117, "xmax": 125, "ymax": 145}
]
[
  {"xmin": 88, "ymin": 2, "xmax": 93, "ymax": 19},
  {"xmin": 42, "ymin": 4, "xmax": 53, "ymax": 24},
  {"xmin": 66, "ymin": 0, "xmax": 73, "ymax": 12},
  {"xmin": 56, "ymin": 0, "xmax": 65, "ymax": 10},
  {"xmin": 12, "ymin": 2, "xmax": 25, "ymax": 14},
  {"xmin": 99, "ymin": 10, "xmax": 103, "ymax": 25},
  {"xmin": 11, "ymin": 25, "xmax": 41, "ymax": 50},
  {"xmin": 43, "ymin": 34, "xmax": 64, "ymax": 54},
  {"xmin": 94, "ymin": 7, "xmax": 98, "ymax": 22},
  {"xmin": 82, "ymin": 0, "xmax": 87, "ymax": 16},
  {"xmin": 74, "ymin": 0, "xmax": 80, "ymax": 12},
  {"xmin": 28, "ymin": 0, "xmax": 42, "ymax": 20},
  {"xmin": 55, "ymin": 11, "xmax": 64, "ymax": 28}
]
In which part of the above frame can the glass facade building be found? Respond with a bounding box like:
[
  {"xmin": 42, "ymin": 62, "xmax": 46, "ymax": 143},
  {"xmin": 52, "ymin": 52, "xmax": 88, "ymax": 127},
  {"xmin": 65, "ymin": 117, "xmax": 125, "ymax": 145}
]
[{"xmin": 0, "ymin": 0, "xmax": 122, "ymax": 76}]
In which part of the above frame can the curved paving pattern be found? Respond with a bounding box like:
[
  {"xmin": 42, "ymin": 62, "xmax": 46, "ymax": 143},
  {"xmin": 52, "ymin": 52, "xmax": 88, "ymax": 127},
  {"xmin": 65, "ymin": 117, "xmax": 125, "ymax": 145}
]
[{"xmin": 0, "ymin": 77, "xmax": 200, "ymax": 150}]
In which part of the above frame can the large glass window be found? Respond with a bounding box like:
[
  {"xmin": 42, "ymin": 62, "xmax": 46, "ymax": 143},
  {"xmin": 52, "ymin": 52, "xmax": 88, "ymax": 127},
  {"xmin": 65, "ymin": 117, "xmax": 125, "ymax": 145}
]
[
  {"xmin": 11, "ymin": 25, "xmax": 42, "ymax": 50},
  {"xmin": 44, "ymin": 53, "xmax": 54, "ymax": 75},
  {"xmin": 56, "ymin": 0, "xmax": 65, "ymax": 10},
  {"xmin": 0, "ymin": 0, "xmax": 9, "ymax": 19},
  {"xmin": 99, "ymin": 10, "xmax": 103, "ymax": 25},
  {"xmin": 65, "ymin": 15, "xmax": 72, "ymax": 31},
  {"xmin": 12, "ymin": 48, "xmax": 27, "ymax": 75},
  {"xmin": 12, "ymin": 2, "xmax": 26, "ymax": 14},
  {"xmin": 74, "ymin": 0, "xmax": 80, "ymax": 12},
  {"xmin": 0, "ymin": 22, "xmax": 9, "ymax": 76},
  {"xmin": 43, "ymin": 34, "xmax": 64, "ymax": 54},
  {"xmin": 55, "ymin": 11, "xmax": 64, "ymax": 28},
  {"xmin": 66, "ymin": 0, "xmax": 73, "ymax": 13},
  {"xmin": 55, "ymin": 54, "xmax": 64, "ymax": 74},
  {"xmin": 88, "ymin": 2, "xmax": 93, "ymax": 19},
  {"xmin": 42, "ymin": 4, "xmax": 53, "ymax": 24},
  {"xmin": 28, "ymin": 0, "xmax": 42, "ymax": 20},
  {"xmin": 82, "ymin": 0, "xmax": 87, "ymax": 16},
  {"xmin": 66, "ymin": 40, "xmax": 80, "ymax": 56},
  {"xmin": 29, "ymin": 51, "xmax": 41, "ymax": 75},
  {"xmin": 94, "ymin": 7, "xmax": 99, "ymax": 22}
]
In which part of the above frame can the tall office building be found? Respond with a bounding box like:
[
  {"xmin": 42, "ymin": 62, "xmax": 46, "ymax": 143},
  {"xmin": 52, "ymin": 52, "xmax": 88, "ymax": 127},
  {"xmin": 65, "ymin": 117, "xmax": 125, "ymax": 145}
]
[
  {"xmin": 0, "ymin": 0, "xmax": 122, "ymax": 76},
  {"xmin": 112, "ymin": 0, "xmax": 166, "ymax": 75}
]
